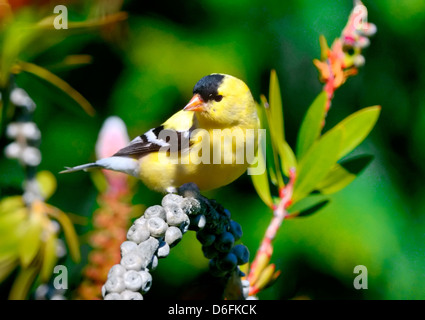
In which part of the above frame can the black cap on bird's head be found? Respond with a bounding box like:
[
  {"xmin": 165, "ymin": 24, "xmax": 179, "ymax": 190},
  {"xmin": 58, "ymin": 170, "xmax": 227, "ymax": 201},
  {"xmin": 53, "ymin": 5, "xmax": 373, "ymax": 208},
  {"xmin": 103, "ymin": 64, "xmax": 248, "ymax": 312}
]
[
  {"xmin": 184, "ymin": 74, "xmax": 225, "ymax": 112},
  {"xmin": 193, "ymin": 74, "xmax": 225, "ymax": 102}
]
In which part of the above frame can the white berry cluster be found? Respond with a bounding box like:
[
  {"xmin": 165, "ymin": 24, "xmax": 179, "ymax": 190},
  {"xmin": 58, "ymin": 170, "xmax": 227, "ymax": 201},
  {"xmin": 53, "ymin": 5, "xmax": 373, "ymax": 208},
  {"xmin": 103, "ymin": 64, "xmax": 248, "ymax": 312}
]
[
  {"xmin": 4, "ymin": 87, "xmax": 41, "ymax": 168},
  {"xmin": 4, "ymin": 87, "xmax": 44, "ymax": 205},
  {"xmin": 102, "ymin": 183, "xmax": 249, "ymax": 300}
]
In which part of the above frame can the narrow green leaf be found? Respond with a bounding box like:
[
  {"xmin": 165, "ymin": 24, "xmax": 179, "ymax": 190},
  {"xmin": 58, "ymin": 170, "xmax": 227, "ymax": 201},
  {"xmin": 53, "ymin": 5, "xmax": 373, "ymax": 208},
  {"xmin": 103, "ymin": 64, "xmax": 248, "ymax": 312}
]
[
  {"xmin": 40, "ymin": 233, "xmax": 58, "ymax": 282},
  {"xmin": 16, "ymin": 61, "xmax": 96, "ymax": 116},
  {"xmin": 0, "ymin": 210, "xmax": 23, "ymax": 258},
  {"xmin": 258, "ymin": 95, "xmax": 278, "ymax": 186},
  {"xmin": 0, "ymin": 236, "xmax": 21, "ymax": 260},
  {"xmin": 9, "ymin": 264, "xmax": 40, "ymax": 300},
  {"xmin": 0, "ymin": 16, "xmax": 40, "ymax": 87},
  {"xmin": 296, "ymin": 91, "xmax": 328, "ymax": 159},
  {"xmin": 0, "ymin": 196, "xmax": 25, "ymax": 216},
  {"xmin": 52, "ymin": 210, "xmax": 81, "ymax": 263},
  {"xmin": 0, "ymin": 256, "xmax": 18, "ymax": 283},
  {"xmin": 316, "ymin": 164, "xmax": 355, "ymax": 195},
  {"xmin": 317, "ymin": 155, "xmax": 374, "ymax": 194},
  {"xmin": 319, "ymin": 35, "xmax": 330, "ymax": 61},
  {"xmin": 292, "ymin": 127, "xmax": 343, "ymax": 204},
  {"xmin": 0, "ymin": 208, "xmax": 26, "ymax": 232},
  {"xmin": 19, "ymin": 219, "xmax": 42, "ymax": 268},
  {"xmin": 250, "ymin": 143, "xmax": 274, "ymax": 207},
  {"xmin": 263, "ymin": 94, "xmax": 284, "ymax": 188},
  {"xmin": 327, "ymin": 106, "xmax": 381, "ymax": 159},
  {"xmin": 42, "ymin": 55, "xmax": 93, "ymax": 72},
  {"xmin": 266, "ymin": 142, "xmax": 278, "ymax": 186},
  {"xmin": 267, "ymin": 71, "xmax": 296, "ymax": 180},
  {"xmin": 256, "ymin": 98, "xmax": 267, "ymax": 127},
  {"xmin": 269, "ymin": 70, "xmax": 285, "ymax": 144},
  {"xmin": 280, "ymin": 141, "xmax": 297, "ymax": 176}
]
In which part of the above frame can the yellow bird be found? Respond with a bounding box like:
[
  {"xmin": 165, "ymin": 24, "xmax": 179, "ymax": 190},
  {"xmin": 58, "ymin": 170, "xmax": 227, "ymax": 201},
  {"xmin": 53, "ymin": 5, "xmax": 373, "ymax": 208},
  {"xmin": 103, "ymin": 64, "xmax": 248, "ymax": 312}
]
[{"xmin": 61, "ymin": 74, "xmax": 260, "ymax": 193}]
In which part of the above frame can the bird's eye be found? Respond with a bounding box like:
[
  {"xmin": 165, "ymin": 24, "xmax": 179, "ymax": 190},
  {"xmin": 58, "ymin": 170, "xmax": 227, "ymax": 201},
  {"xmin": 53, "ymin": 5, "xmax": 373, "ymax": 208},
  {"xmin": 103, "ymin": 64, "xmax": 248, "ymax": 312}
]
[{"xmin": 214, "ymin": 95, "xmax": 223, "ymax": 102}]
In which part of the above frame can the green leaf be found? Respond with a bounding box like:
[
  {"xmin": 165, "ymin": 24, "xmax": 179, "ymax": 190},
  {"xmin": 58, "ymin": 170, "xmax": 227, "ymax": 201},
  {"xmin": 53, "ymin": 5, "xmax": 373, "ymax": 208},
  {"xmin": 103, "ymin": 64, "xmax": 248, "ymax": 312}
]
[
  {"xmin": 256, "ymin": 98, "xmax": 267, "ymax": 127},
  {"xmin": 250, "ymin": 142, "xmax": 274, "ymax": 208},
  {"xmin": 0, "ymin": 196, "xmax": 25, "ymax": 216},
  {"xmin": 16, "ymin": 61, "xmax": 96, "ymax": 116},
  {"xmin": 263, "ymin": 94, "xmax": 284, "ymax": 188},
  {"xmin": 266, "ymin": 71, "xmax": 296, "ymax": 179},
  {"xmin": 0, "ymin": 208, "xmax": 26, "ymax": 231},
  {"xmin": 19, "ymin": 219, "xmax": 42, "ymax": 268},
  {"xmin": 327, "ymin": 106, "xmax": 381, "ymax": 159},
  {"xmin": 0, "ymin": 15, "xmax": 40, "ymax": 87},
  {"xmin": 280, "ymin": 141, "xmax": 297, "ymax": 177},
  {"xmin": 0, "ymin": 212, "xmax": 22, "ymax": 260},
  {"xmin": 0, "ymin": 235, "xmax": 21, "ymax": 260},
  {"xmin": 268, "ymin": 71, "xmax": 285, "ymax": 187},
  {"xmin": 258, "ymin": 96, "xmax": 278, "ymax": 186},
  {"xmin": 317, "ymin": 155, "xmax": 374, "ymax": 194},
  {"xmin": 319, "ymin": 35, "xmax": 330, "ymax": 61},
  {"xmin": 0, "ymin": 256, "xmax": 18, "ymax": 283},
  {"xmin": 269, "ymin": 70, "xmax": 285, "ymax": 144},
  {"xmin": 52, "ymin": 210, "xmax": 81, "ymax": 263},
  {"xmin": 40, "ymin": 233, "xmax": 58, "ymax": 282},
  {"xmin": 292, "ymin": 127, "xmax": 343, "ymax": 204},
  {"xmin": 42, "ymin": 55, "xmax": 93, "ymax": 72},
  {"xmin": 296, "ymin": 91, "xmax": 328, "ymax": 159},
  {"xmin": 9, "ymin": 264, "xmax": 40, "ymax": 300}
]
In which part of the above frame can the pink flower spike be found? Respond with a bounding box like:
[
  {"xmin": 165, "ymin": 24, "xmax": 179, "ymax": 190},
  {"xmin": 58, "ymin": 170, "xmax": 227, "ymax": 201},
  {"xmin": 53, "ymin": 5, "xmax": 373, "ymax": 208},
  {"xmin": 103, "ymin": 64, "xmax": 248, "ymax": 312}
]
[
  {"xmin": 342, "ymin": 0, "xmax": 368, "ymax": 41},
  {"xmin": 96, "ymin": 116, "xmax": 130, "ymax": 160},
  {"xmin": 361, "ymin": 23, "xmax": 377, "ymax": 37},
  {"xmin": 95, "ymin": 116, "xmax": 131, "ymax": 194}
]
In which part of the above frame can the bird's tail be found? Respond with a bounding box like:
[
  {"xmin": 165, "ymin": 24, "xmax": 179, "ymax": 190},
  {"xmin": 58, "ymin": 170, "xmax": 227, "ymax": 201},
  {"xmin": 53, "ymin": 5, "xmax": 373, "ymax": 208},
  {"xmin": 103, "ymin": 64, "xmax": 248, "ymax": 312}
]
[{"xmin": 59, "ymin": 162, "xmax": 101, "ymax": 174}]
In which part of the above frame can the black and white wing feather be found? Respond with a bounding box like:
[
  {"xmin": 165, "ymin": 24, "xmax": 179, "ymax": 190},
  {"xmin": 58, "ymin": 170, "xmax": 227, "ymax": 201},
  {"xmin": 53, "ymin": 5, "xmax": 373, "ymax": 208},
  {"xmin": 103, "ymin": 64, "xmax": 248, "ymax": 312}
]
[
  {"xmin": 113, "ymin": 126, "xmax": 191, "ymax": 158},
  {"xmin": 60, "ymin": 125, "xmax": 192, "ymax": 176}
]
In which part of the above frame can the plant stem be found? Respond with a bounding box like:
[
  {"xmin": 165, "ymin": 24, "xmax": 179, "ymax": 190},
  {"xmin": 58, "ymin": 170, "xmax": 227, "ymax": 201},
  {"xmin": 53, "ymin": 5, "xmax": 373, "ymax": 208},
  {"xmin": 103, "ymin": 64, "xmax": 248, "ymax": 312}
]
[{"xmin": 247, "ymin": 169, "xmax": 295, "ymax": 296}]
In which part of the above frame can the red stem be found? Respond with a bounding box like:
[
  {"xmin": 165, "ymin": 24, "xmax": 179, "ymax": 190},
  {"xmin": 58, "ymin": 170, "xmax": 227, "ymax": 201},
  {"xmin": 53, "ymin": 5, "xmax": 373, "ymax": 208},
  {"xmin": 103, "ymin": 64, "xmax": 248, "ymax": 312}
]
[{"xmin": 247, "ymin": 170, "xmax": 295, "ymax": 295}]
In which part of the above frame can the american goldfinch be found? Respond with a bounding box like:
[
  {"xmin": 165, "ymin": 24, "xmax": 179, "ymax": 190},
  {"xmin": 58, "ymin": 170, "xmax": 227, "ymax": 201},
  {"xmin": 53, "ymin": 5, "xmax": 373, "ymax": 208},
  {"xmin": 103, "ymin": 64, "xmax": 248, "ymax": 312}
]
[{"xmin": 61, "ymin": 73, "xmax": 259, "ymax": 193}]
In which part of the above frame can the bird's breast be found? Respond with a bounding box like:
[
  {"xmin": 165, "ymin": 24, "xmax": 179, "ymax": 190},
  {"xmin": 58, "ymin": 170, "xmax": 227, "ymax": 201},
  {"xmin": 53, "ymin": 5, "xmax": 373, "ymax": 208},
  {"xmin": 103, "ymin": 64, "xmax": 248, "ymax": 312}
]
[{"xmin": 138, "ymin": 126, "xmax": 258, "ymax": 192}]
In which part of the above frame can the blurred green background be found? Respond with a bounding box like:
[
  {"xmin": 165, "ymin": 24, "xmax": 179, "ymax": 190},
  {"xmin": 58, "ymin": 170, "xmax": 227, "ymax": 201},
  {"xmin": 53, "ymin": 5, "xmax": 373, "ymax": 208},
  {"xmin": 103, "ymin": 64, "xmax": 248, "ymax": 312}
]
[{"xmin": 1, "ymin": 0, "xmax": 425, "ymax": 300}]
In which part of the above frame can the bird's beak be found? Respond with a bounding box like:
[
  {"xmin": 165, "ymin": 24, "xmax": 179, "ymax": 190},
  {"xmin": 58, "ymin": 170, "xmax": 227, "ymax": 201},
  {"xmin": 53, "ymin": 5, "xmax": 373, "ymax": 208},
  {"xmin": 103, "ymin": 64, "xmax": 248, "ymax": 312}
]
[{"xmin": 184, "ymin": 94, "xmax": 205, "ymax": 112}]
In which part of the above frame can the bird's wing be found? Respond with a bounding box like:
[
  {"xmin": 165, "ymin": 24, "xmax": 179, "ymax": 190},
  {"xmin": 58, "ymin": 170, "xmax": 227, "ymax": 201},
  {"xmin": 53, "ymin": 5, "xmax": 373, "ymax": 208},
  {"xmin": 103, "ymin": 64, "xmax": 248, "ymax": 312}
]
[{"xmin": 113, "ymin": 110, "xmax": 196, "ymax": 158}]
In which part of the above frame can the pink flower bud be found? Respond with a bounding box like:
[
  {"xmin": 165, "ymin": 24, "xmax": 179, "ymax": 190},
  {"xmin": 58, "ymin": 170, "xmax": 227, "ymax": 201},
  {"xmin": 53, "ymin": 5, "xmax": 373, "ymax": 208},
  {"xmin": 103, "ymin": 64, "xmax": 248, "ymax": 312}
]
[{"xmin": 95, "ymin": 116, "xmax": 131, "ymax": 194}]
